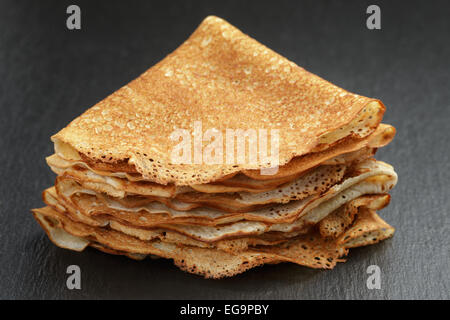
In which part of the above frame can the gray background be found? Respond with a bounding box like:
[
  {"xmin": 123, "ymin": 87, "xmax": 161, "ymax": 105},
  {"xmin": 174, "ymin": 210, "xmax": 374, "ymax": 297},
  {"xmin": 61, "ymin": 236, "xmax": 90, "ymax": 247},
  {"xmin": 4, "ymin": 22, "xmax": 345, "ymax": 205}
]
[{"xmin": 0, "ymin": 0, "xmax": 448, "ymax": 299}]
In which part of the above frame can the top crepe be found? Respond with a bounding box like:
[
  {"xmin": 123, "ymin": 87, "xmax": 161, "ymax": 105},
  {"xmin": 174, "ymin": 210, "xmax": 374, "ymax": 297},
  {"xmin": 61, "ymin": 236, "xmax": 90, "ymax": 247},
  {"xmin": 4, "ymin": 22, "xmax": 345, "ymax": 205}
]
[{"xmin": 52, "ymin": 16, "xmax": 385, "ymax": 185}]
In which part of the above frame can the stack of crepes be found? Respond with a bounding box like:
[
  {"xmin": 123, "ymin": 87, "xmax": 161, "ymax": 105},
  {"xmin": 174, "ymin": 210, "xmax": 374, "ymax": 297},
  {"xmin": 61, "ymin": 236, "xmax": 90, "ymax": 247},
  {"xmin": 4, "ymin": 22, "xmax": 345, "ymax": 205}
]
[{"xmin": 32, "ymin": 16, "xmax": 398, "ymax": 278}]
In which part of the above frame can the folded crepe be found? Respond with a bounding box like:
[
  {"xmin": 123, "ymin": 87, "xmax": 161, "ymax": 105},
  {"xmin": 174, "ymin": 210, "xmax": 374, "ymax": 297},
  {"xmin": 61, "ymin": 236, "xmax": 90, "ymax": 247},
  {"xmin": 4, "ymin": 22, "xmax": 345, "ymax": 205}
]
[{"xmin": 32, "ymin": 16, "xmax": 398, "ymax": 278}]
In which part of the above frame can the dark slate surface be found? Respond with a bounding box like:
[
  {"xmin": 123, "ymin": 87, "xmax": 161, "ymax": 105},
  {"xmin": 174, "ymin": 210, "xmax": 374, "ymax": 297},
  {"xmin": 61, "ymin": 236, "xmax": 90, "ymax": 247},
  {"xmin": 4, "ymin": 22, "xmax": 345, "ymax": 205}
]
[{"xmin": 0, "ymin": 0, "xmax": 448, "ymax": 300}]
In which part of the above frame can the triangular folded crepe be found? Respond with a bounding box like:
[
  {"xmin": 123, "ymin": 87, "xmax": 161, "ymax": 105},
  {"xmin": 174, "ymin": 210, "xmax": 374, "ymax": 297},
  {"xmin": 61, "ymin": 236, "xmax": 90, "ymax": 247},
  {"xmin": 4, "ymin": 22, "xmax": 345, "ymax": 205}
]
[{"xmin": 51, "ymin": 16, "xmax": 385, "ymax": 186}]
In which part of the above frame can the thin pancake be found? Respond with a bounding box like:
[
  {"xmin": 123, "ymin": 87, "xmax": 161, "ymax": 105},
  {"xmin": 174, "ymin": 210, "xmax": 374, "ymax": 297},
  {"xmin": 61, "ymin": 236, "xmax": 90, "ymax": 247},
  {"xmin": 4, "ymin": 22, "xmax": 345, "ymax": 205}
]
[
  {"xmin": 53, "ymin": 160, "xmax": 397, "ymax": 229},
  {"xmin": 48, "ymin": 123, "xmax": 394, "ymax": 192},
  {"xmin": 337, "ymin": 208, "xmax": 395, "ymax": 248},
  {"xmin": 318, "ymin": 194, "xmax": 390, "ymax": 238},
  {"xmin": 46, "ymin": 170, "xmax": 395, "ymax": 242},
  {"xmin": 242, "ymin": 123, "xmax": 395, "ymax": 180},
  {"xmin": 32, "ymin": 206, "xmax": 394, "ymax": 278},
  {"xmin": 52, "ymin": 16, "xmax": 386, "ymax": 186},
  {"xmin": 42, "ymin": 186, "xmax": 303, "ymax": 252},
  {"xmin": 55, "ymin": 163, "xmax": 347, "ymax": 213}
]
